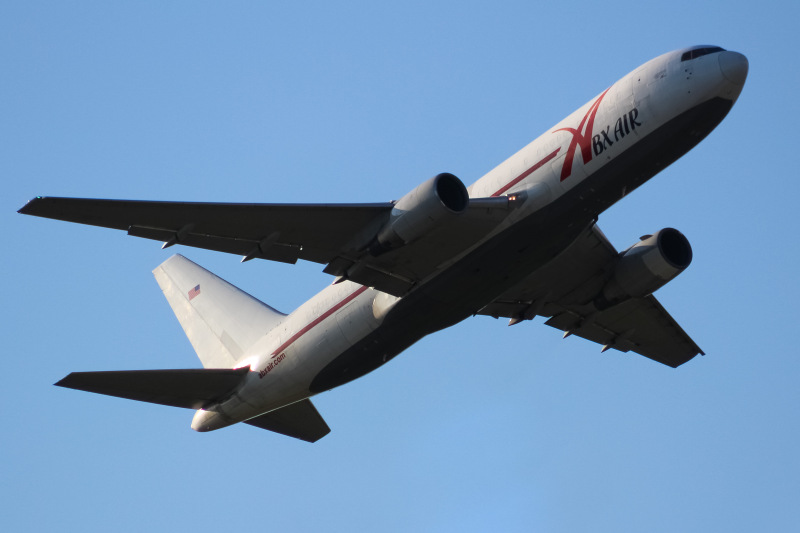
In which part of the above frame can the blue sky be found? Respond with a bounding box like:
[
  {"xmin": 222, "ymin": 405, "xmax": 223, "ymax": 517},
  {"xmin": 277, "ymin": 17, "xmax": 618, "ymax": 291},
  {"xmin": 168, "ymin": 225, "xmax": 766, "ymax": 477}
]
[{"xmin": 3, "ymin": 2, "xmax": 798, "ymax": 532}]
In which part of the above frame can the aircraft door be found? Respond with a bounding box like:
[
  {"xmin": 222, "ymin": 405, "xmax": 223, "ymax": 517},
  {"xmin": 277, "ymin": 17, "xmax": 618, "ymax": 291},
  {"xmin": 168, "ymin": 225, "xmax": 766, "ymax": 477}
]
[{"xmin": 615, "ymin": 74, "xmax": 635, "ymax": 113}]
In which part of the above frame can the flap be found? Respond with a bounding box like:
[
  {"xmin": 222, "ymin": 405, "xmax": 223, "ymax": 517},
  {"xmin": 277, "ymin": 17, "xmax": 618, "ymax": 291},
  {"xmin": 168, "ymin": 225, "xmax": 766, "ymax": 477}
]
[{"xmin": 244, "ymin": 399, "xmax": 331, "ymax": 442}]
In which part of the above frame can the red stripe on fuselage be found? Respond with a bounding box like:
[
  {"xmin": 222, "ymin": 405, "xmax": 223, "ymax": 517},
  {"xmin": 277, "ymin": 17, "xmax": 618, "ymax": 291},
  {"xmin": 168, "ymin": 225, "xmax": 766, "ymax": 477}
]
[
  {"xmin": 490, "ymin": 147, "xmax": 561, "ymax": 197},
  {"xmin": 270, "ymin": 285, "xmax": 370, "ymax": 357}
]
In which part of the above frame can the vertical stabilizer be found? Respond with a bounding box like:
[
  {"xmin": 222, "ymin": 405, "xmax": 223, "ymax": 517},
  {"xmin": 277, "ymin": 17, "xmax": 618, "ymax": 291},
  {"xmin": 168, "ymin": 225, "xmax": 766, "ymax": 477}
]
[{"xmin": 153, "ymin": 254, "xmax": 285, "ymax": 368}]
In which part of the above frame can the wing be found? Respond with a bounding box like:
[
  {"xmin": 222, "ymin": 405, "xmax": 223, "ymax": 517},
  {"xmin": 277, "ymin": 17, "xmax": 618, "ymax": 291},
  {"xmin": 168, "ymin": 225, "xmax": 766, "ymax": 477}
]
[
  {"xmin": 479, "ymin": 224, "xmax": 703, "ymax": 367},
  {"xmin": 19, "ymin": 197, "xmax": 392, "ymax": 264},
  {"xmin": 19, "ymin": 196, "xmax": 515, "ymax": 296}
]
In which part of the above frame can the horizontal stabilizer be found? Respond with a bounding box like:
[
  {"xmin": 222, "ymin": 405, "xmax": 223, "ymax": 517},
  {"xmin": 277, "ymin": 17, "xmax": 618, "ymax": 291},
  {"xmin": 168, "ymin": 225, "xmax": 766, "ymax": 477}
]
[
  {"xmin": 55, "ymin": 368, "xmax": 249, "ymax": 409},
  {"xmin": 244, "ymin": 399, "xmax": 331, "ymax": 442}
]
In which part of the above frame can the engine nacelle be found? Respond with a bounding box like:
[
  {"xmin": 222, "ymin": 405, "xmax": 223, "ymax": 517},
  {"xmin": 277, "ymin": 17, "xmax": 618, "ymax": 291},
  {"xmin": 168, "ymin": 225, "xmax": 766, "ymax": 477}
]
[
  {"xmin": 595, "ymin": 228, "xmax": 693, "ymax": 309},
  {"xmin": 369, "ymin": 173, "xmax": 469, "ymax": 255}
]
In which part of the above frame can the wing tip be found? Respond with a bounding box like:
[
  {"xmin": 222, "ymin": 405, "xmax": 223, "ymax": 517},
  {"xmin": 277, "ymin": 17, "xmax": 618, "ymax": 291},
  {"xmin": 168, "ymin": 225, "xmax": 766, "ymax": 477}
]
[
  {"xmin": 54, "ymin": 373, "xmax": 77, "ymax": 389},
  {"xmin": 18, "ymin": 196, "xmax": 45, "ymax": 215},
  {"xmin": 666, "ymin": 348, "xmax": 704, "ymax": 368}
]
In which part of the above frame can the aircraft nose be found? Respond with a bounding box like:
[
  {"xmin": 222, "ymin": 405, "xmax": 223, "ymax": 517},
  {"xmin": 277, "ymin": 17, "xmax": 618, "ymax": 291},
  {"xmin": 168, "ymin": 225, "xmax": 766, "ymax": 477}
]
[{"xmin": 718, "ymin": 51, "xmax": 748, "ymax": 85}]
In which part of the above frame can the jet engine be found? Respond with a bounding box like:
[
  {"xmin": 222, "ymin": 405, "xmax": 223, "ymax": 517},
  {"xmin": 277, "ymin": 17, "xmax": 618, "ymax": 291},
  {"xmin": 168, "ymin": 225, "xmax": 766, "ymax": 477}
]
[
  {"xmin": 369, "ymin": 173, "xmax": 469, "ymax": 255},
  {"xmin": 594, "ymin": 228, "xmax": 692, "ymax": 309}
]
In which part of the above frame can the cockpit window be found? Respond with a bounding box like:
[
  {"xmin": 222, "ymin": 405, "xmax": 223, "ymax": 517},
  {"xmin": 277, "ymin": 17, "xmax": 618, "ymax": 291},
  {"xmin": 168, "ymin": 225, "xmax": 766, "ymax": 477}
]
[{"xmin": 681, "ymin": 46, "xmax": 725, "ymax": 62}]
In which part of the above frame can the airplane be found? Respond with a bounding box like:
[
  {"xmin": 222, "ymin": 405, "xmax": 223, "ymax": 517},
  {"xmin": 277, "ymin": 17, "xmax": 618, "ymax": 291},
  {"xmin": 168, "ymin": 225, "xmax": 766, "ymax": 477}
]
[{"xmin": 19, "ymin": 45, "xmax": 748, "ymax": 442}]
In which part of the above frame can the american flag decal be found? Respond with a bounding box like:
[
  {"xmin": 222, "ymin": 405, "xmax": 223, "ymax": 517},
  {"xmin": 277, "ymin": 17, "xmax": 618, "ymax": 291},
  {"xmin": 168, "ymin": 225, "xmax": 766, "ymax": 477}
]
[{"xmin": 188, "ymin": 284, "xmax": 201, "ymax": 301}]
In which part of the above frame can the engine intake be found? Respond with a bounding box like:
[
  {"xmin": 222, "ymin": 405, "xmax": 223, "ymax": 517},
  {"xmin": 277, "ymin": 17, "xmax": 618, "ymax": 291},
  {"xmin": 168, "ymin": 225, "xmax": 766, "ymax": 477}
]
[
  {"xmin": 369, "ymin": 173, "xmax": 469, "ymax": 255},
  {"xmin": 595, "ymin": 228, "xmax": 692, "ymax": 309}
]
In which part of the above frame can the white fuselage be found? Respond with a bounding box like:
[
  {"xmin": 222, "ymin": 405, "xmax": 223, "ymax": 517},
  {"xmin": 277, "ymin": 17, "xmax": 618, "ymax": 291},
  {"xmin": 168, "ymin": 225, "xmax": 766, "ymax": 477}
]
[{"xmin": 192, "ymin": 47, "xmax": 747, "ymax": 431}]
